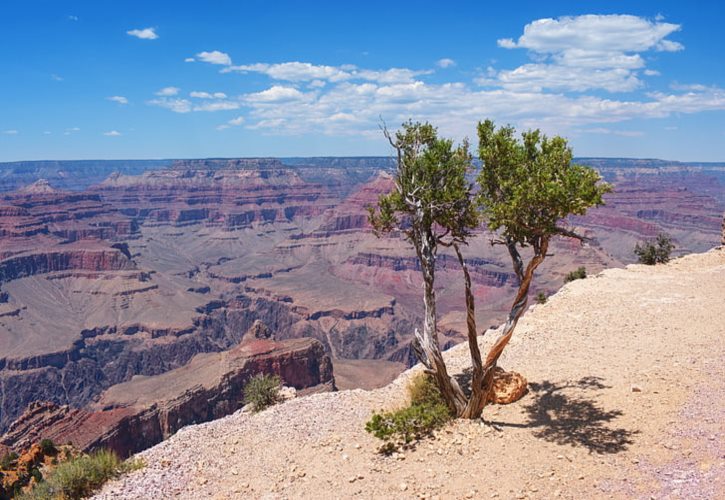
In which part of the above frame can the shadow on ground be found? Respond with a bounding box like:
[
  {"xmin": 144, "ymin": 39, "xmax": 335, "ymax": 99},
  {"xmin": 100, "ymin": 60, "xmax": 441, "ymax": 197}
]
[{"xmin": 490, "ymin": 376, "xmax": 638, "ymax": 454}]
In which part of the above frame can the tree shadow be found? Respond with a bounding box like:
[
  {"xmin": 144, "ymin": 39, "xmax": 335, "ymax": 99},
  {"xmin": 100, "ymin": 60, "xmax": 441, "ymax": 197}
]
[{"xmin": 489, "ymin": 376, "xmax": 638, "ymax": 454}]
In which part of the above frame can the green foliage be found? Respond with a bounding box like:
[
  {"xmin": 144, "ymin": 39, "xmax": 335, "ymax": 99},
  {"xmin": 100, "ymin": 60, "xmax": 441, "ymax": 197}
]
[
  {"xmin": 243, "ymin": 373, "xmax": 282, "ymax": 413},
  {"xmin": 368, "ymin": 121, "xmax": 479, "ymax": 244},
  {"xmin": 634, "ymin": 233, "xmax": 675, "ymax": 265},
  {"xmin": 476, "ymin": 119, "xmax": 611, "ymax": 246},
  {"xmin": 39, "ymin": 439, "xmax": 56, "ymax": 455},
  {"xmin": 365, "ymin": 373, "xmax": 453, "ymax": 452},
  {"xmin": 535, "ymin": 291, "xmax": 547, "ymax": 304},
  {"xmin": 17, "ymin": 449, "xmax": 141, "ymax": 500},
  {"xmin": 1, "ymin": 451, "xmax": 19, "ymax": 469},
  {"xmin": 564, "ymin": 266, "xmax": 587, "ymax": 283}
]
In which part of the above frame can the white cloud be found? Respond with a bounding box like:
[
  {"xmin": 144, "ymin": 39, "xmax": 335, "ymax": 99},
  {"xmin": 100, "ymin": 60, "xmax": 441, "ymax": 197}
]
[
  {"xmin": 190, "ymin": 91, "xmax": 228, "ymax": 99},
  {"xmin": 497, "ymin": 15, "xmax": 682, "ymax": 53},
  {"xmin": 68, "ymin": 15, "xmax": 79, "ymax": 21},
  {"xmin": 184, "ymin": 57, "xmax": 195, "ymax": 63},
  {"xmin": 192, "ymin": 101, "xmax": 240, "ymax": 112},
  {"xmin": 51, "ymin": 74, "xmax": 64, "ymax": 81},
  {"xmin": 583, "ymin": 127, "xmax": 644, "ymax": 137},
  {"xmin": 246, "ymin": 86, "xmax": 306, "ymax": 102},
  {"xmin": 3, "ymin": 130, "xmax": 18, "ymax": 135},
  {"xmin": 436, "ymin": 58, "xmax": 456, "ymax": 68},
  {"xmin": 63, "ymin": 127, "xmax": 80, "ymax": 135},
  {"xmin": 43, "ymin": 131, "xmax": 51, "ymax": 135},
  {"xmin": 103, "ymin": 130, "xmax": 122, "ymax": 136},
  {"xmin": 492, "ymin": 15, "xmax": 684, "ymax": 92},
  {"xmin": 196, "ymin": 50, "xmax": 232, "ymax": 65},
  {"xmin": 107, "ymin": 95, "xmax": 129, "ymax": 104},
  {"xmin": 217, "ymin": 116, "xmax": 245, "ymax": 130},
  {"xmin": 148, "ymin": 98, "xmax": 192, "ymax": 113},
  {"xmin": 644, "ymin": 69, "xmax": 660, "ymax": 76},
  {"xmin": 127, "ymin": 27, "xmax": 158, "ymax": 40},
  {"xmin": 224, "ymin": 61, "xmax": 430, "ymax": 84},
  {"xmin": 155, "ymin": 86, "xmax": 180, "ymax": 96}
]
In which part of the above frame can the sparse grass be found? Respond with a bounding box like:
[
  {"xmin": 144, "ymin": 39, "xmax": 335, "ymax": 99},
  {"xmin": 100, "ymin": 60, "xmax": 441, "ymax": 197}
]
[
  {"xmin": 535, "ymin": 291, "xmax": 547, "ymax": 304},
  {"xmin": 564, "ymin": 266, "xmax": 587, "ymax": 283},
  {"xmin": 243, "ymin": 373, "xmax": 282, "ymax": 412},
  {"xmin": 16, "ymin": 449, "xmax": 144, "ymax": 500},
  {"xmin": 366, "ymin": 373, "xmax": 453, "ymax": 453},
  {"xmin": 1, "ymin": 451, "xmax": 19, "ymax": 470}
]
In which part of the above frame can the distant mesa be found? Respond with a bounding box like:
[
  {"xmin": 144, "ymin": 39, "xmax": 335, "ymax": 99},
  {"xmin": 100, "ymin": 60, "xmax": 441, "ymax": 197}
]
[{"xmin": 17, "ymin": 178, "xmax": 57, "ymax": 194}]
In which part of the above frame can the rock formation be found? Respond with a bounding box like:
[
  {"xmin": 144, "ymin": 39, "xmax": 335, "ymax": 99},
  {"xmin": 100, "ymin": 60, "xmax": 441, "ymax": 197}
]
[{"xmin": 1, "ymin": 337, "xmax": 333, "ymax": 458}]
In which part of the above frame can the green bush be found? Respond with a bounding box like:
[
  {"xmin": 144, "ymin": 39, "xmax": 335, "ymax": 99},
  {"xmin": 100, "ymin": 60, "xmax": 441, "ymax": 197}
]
[
  {"xmin": 365, "ymin": 373, "xmax": 453, "ymax": 453},
  {"xmin": 634, "ymin": 233, "xmax": 675, "ymax": 265},
  {"xmin": 1, "ymin": 451, "xmax": 18, "ymax": 469},
  {"xmin": 564, "ymin": 266, "xmax": 587, "ymax": 283},
  {"xmin": 17, "ymin": 449, "xmax": 142, "ymax": 500},
  {"xmin": 39, "ymin": 439, "xmax": 56, "ymax": 455},
  {"xmin": 243, "ymin": 373, "xmax": 282, "ymax": 412},
  {"xmin": 535, "ymin": 291, "xmax": 547, "ymax": 304}
]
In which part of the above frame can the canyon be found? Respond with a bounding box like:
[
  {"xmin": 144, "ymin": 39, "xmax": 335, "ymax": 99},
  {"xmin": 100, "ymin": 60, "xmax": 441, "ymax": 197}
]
[{"xmin": 0, "ymin": 157, "xmax": 722, "ymax": 457}]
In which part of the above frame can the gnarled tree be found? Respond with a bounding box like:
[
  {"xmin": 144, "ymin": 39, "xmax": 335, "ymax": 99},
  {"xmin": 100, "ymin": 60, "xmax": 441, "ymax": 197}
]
[
  {"xmin": 469, "ymin": 120, "xmax": 612, "ymax": 417},
  {"xmin": 370, "ymin": 119, "xmax": 611, "ymax": 420},
  {"xmin": 368, "ymin": 121, "xmax": 478, "ymax": 414}
]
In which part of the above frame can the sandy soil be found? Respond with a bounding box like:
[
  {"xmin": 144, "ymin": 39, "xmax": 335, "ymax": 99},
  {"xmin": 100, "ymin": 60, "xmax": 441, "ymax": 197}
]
[{"xmin": 94, "ymin": 248, "xmax": 725, "ymax": 499}]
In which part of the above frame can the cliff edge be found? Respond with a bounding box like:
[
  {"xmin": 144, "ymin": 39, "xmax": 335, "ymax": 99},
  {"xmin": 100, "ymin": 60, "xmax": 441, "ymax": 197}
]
[{"xmin": 95, "ymin": 248, "xmax": 724, "ymax": 499}]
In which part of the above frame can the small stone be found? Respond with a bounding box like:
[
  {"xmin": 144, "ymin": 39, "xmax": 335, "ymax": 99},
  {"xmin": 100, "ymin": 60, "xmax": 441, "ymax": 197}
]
[
  {"xmin": 400, "ymin": 483, "xmax": 409, "ymax": 491},
  {"xmin": 631, "ymin": 458, "xmax": 640, "ymax": 464},
  {"xmin": 631, "ymin": 384, "xmax": 643, "ymax": 392}
]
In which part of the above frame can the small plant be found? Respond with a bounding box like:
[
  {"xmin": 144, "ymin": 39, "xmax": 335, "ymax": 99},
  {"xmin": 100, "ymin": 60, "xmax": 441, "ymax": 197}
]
[
  {"xmin": 366, "ymin": 373, "xmax": 453, "ymax": 453},
  {"xmin": 17, "ymin": 449, "xmax": 142, "ymax": 500},
  {"xmin": 564, "ymin": 266, "xmax": 587, "ymax": 283},
  {"xmin": 243, "ymin": 373, "xmax": 282, "ymax": 412},
  {"xmin": 635, "ymin": 232, "xmax": 675, "ymax": 265},
  {"xmin": 39, "ymin": 438, "xmax": 56, "ymax": 455},
  {"xmin": 535, "ymin": 291, "xmax": 547, "ymax": 304}
]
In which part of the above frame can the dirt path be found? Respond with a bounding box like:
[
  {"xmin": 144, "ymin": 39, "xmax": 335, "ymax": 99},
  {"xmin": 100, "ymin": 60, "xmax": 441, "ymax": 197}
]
[{"xmin": 95, "ymin": 248, "xmax": 725, "ymax": 499}]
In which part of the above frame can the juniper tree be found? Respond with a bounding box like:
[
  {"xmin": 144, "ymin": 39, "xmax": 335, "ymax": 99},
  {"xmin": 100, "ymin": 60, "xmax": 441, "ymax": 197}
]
[
  {"xmin": 466, "ymin": 120, "xmax": 612, "ymax": 417},
  {"xmin": 369, "ymin": 120, "xmax": 611, "ymax": 420},
  {"xmin": 368, "ymin": 121, "xmax": 478, "ymax": 414}
]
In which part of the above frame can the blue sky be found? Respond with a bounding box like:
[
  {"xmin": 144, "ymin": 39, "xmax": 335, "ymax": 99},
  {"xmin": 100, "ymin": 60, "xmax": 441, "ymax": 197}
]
[{"xmin": 1, "ymin": 0, "xmax": 724, "ymax": 161}]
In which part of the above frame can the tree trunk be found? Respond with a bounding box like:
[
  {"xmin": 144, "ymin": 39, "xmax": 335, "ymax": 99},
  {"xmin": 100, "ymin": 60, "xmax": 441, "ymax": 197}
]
[
  {"xmin": 454, "ymin": 244, "xmax": 487, "ymax": 419},
  {"xmin": 478, "ymin": 237, "xmax": 550, "ymax": 412},
  {"xmin": 414, "ymin": 230, "xmax": 466, "ymax": 414}
]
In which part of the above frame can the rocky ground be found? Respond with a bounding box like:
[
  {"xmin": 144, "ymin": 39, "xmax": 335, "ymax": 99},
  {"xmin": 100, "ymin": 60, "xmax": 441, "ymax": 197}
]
[{"xmin": 94, "ymin": 248, "xmax": 724, "ymax": 499}]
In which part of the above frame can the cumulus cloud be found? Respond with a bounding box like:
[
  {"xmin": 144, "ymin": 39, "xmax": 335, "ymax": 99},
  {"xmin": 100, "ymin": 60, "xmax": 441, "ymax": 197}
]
[
  {"xmin": 155, "ymin": 86, "xmax": 180, "ymax": 96},
  {"xmin": 246, "ymin": 86, "xmax": 306, "ymax": 102},
  {"xmin": 196, "ymin": 50, "xmax": 232, "ymax": 65},
  {"xmin": 436, "ymin": 58, "xmax": 456, "ymax": 68},
  {"xmin": 103, "ymin": 130, "xmax": 122, "ymax": 136},
  {"xmin": 107, "ymin": 95, "xmax": 129, "ymax": 104},
  {"xmin": 151, "ymin": 14, "xmax": 723, "ymax": 141},
  {"xmin": 127, "ymin": 27, "xmax": 158, "ymax": 40},
  {"xmin": 492, "ymin": 15, "xmax": 684, "ymax": 92}
]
